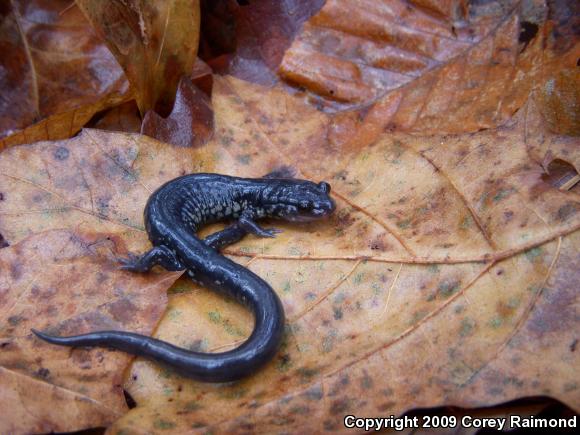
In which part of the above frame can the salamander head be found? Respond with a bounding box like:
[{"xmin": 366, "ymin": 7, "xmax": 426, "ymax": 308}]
[{"xmin": 264, "ymin": 180, "xmax": 336, "ymax": 222}]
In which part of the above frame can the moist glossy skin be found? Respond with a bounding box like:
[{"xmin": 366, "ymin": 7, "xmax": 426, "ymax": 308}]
[{"xmin": 32, "ymin": 173, "xmax": 335, "ymax": 382}]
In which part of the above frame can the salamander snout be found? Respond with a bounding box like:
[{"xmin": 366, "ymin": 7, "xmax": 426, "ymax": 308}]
[
  {"xmin": 318, "ymin": 181, "xmax": 331, "ymax": 193},
  {"xmin": 311, "ymin": 195, "xmax": 335, "ymax": 217},
  {"xmin": 268, "ymin": 179, "xmax": 336, "ymax": 222},
  {"xmin": 287, "ymin": 180, "xmax": 335, "ymax": 221}
]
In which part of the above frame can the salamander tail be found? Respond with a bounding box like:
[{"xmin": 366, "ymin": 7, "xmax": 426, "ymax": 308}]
[{"xmin": 31, "ymin": 329, "xmax": 130, "ymax": 348}]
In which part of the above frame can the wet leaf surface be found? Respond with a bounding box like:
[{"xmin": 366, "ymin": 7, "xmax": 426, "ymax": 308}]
[
  {"xmin": 0, "ymin": 129, "xmax": 206, "ymax": 248},
  {"xmin": 0, "ymin": 0, "xmax": 129, "ymax": 150},
  {"xmin": 0, "ymin": 1, "xmax": 578, "ymax": 433},
  {"xmin": 0, "ymin": 130, "xmax": 203, "ymax": 433},
  {"xmin": 215, "ymin": 0, "xmax": 326, "ymax": 85},
  {"xmin": 141, "ymin": 76, "xmax": 214, "ymax": 148},
  {"xmin": 0, "ymin": 75, "xmax": 577, "ymax": 434},
  {"xmin": 0, "ymin": 229, "xmax": 177, "ymax": 434},
  {"xmin": 76, "ymin": 0, "xmax": 201, "ymax": 116},
  {"xmin": 278, "ymin": 0, "xmax": 576, "ymax": 134},
  {"xmin": 89, "ymin": 101, "xmax": 142, "ymax": 134},
  {"xmin": 103, "ymin": 76, "xmax": 578, "ymax": 433}
]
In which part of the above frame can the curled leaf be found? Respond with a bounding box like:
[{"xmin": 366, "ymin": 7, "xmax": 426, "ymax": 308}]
[
  {"xmin": 141, "ymin": 76, "xmax": 214, "ymax": 147},
  {"xmin": 76, "ymin": 0, "xmax": 201, "ymax": 116}
]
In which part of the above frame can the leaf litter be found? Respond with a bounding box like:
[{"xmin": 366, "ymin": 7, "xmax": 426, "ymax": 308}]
[
  {"xmin": 0, "ymin": 0, "xmax": 129, "ymax": 150},
  {"xmin": 0, "ymin": 0, "xmax": 578, "ymax": 433}
]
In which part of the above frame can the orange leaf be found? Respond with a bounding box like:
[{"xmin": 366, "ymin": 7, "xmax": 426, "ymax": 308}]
[{"xmin": 279, "ymin": 0, "xmax": 575, "ymax": 134}]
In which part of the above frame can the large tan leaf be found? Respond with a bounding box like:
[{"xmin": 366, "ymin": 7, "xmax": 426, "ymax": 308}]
[
  {"xmin": 69, "ymin": 76, "xmax": 577, "ymax": 433},
  {"xmin": 278, "ymin": 0, "xmax": 577, "ymax": 134},
  {"xmin": 0, "ymin": 130, "xmax": 213, "ymax": 433},
  {"xmin": 0, "ymin": 130, "xmax": 213, "ymax": 247},
  {"xmin": 0, "ymin": 52, "xmax": 578, "ymax": 435},
  {"xmin": 76, "ymin": 0, "xmax": 201, "ymax": 116},
  {"xmin": 0, "ymin": 229, "xmax": 178, "ymax": 434},
  {"xmin": 0, "ymin": 0, "xmax": 129, "ymax": 150},
  {"xmin": 114, "ymin": 235, "xmax": 578, "ymax": 433}
]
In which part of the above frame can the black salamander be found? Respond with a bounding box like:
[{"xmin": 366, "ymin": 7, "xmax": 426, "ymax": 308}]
[{"xmin": 32, "ymin": 170, "xmax": 335, "ymax": 382}]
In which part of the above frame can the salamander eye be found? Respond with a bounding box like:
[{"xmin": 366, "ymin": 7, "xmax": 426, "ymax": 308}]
[{"xmin": 318, "ymin": 182, "xmax": 331, "ymax": 193}]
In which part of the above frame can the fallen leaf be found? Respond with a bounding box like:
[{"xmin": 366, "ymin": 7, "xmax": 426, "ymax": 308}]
[
  {"xmin": 0, "ymin": 128, "xmax": 220, "ymax": 248},
  {"xmin": 76, "ymin": 0, "xmax": 200, "ymax": 116},
  {"xmin": 0, "ymin": 125, "xmax": 263, "ymax": 434},
  {"xmin": 0, "ymin": 229, "xmax": 177, "ymax": 434},
  {"xmin": 141, "ymin": 76, "xmax": 214, "ymax": 147},
  {"xmin": 205, "ymin": 0, "xmax": 323, "ymax": 84},
  {"xmin": 89, "ymin": 101, "xmax": 142, "ymax": 134},
  {"xmin": 91, "ymin": 58, "xmax": 214, "ymax": 139},
  {"xmin": 0, "ymin": 0, "xmax": 129, "ymax": 150},
  {"xmin": 278, "ymin": 0, "xmax": 576, "ymax": 135},
  {"xmin": 536, "ymin": 59, "xmax": 580, "ymax": 136},
  {"xmin": 0, "ymin": 130, "xmax": 209, "ymax": 433},
  {"xmin": 0, "ymin": 1, "xmax": 578, "ymax": 433},
  {"xmin": 101, "ymin": 76, "xmax": 578, "ymax": 433},
  {"xmin": 1, "ymin": 78, "xmax": 578, "ymax": 432}
]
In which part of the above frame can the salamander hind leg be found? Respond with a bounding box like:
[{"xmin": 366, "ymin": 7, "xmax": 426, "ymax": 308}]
[{"xmin": 118, "ymin": 245, "xmax": 185, "ymax": 272}]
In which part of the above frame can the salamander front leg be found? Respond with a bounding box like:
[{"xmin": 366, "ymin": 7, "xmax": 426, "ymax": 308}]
[
  {"xmin": 203, "ymin": 225, "xmax": 247, "ymax": 251},
  {"xmin": 118, "ymin": 245, "xmax": 185, "ymax": 272},
  {"xmin": 238, "ymin": 212, "xmax": 282, "ymax": 238}
]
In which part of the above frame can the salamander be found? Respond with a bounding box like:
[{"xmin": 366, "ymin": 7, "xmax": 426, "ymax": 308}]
[{"xmin": 32, "ymin": 169, "xmax": 335, "ymax": 382}]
